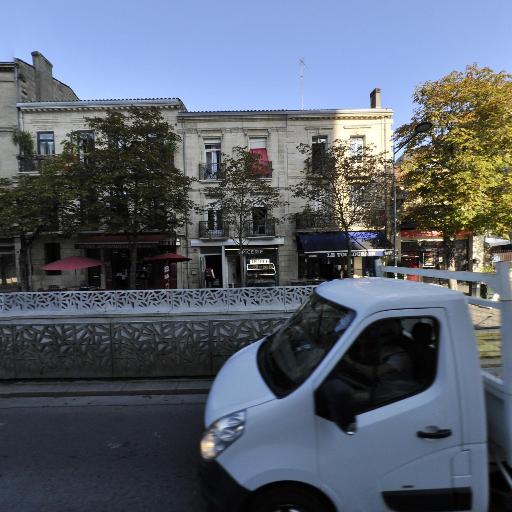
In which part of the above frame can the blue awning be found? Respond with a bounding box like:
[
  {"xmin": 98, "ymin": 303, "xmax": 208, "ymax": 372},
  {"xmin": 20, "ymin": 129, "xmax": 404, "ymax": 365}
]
[{"xmin": 297, "ymin": 231, "xmax": 391, "ymax": 256}]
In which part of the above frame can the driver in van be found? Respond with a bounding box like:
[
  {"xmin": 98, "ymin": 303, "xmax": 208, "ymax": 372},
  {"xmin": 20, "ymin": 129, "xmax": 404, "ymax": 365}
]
[
  {"xmin": 345, "ymin": 320, "xmax": 413, "ymax": 381},
  {"xmin": 337, "ymin": 319, "xmax": 417, "ymax": 407}
]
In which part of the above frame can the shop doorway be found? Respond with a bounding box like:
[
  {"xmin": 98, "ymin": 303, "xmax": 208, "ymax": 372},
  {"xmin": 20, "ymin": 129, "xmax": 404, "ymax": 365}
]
[{"xmin": 203, "ymin": 254, "xmax": 222, "ymax": 288}]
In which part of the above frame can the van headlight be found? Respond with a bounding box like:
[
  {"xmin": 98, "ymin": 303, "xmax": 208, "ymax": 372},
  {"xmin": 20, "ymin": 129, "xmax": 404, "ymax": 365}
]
[{"xmin": 200, "ymin": 410, "xmax": 246, "ymax": 460}]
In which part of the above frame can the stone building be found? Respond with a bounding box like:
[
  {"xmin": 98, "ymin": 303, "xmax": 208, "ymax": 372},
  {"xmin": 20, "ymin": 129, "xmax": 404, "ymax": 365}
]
[
  {"xmin": 0, "ymin": 52, "xmax": 78, "ymax": 288},
  {"xmin": 0, "ymin": 51, "xmax": 394, "ymax": 290}
]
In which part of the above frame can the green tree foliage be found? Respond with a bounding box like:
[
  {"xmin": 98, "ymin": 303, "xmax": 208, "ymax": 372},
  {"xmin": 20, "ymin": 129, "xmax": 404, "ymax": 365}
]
[
  {"xmin": 396, "ymin": 65, "xmax": 512, "ymax": 265},
  {"xmin": 56, "ymin": 107, "xmax": 194, "ymax": 288},
  {"xmin": 0, "ymin": 168, "xmax": 71, "ymax": 290},
  {"xmin": 207, "ymin": 147, "xmax": 282, "ymax": 286},
  {"xmin": 293, "ymin": 140, "xmax": 390, "ymax": 277}
]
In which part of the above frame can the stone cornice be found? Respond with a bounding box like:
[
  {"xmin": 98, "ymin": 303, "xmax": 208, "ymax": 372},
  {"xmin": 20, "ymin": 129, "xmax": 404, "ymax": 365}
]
[{"xmin": 17, "ymin": 99, "xmax": 185, "ymax": 112}]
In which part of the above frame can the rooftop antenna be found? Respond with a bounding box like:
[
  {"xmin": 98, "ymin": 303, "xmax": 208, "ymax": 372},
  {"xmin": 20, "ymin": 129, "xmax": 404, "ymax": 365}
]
[{"xmin": 299, "ymin": 58, "xmax": 307, "ymax": 110}]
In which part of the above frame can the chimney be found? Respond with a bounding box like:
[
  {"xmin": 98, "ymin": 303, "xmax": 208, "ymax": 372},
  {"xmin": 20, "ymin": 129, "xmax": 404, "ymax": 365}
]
[
  {"xmin": 31, "ymin": 51, "xmax": 53, "ymax": 101},
  {"xmin": 370, "ymin": 88, "xmax": 381, "ymax": 109}
]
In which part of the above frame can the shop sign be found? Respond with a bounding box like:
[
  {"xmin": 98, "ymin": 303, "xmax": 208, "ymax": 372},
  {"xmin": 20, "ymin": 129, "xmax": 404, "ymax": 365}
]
[
  {"xmin": 242, "ymin": 249, "xmax": 265, "ymax": 255},
  {"xmin": 323, "ymin": 250, "xmax": 393, "ymax": 257},
  {"xmin": 249, "ymin": 258, "xmax": 270, "ymax": 264}
]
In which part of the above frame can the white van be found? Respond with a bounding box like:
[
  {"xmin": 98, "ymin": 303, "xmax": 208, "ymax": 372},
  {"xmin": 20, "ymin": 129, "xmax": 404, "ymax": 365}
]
[{"xmin": 200, "ymin": 265, "xmax": 512, "ymax": 512}]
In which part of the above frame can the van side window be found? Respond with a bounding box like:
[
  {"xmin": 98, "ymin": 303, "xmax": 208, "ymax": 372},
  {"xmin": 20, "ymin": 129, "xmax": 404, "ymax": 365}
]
[{"xmin": 329, "ymin": 317, "xmax": 438, "ymax": 414}]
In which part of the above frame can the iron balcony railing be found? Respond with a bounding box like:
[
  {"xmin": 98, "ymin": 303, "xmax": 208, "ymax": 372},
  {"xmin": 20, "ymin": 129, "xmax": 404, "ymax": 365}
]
[
  {"xmin": 199, "ymin": 221, "xmax": 230, "ymax": 238},
  {"xmin": 252, "ymin": 161, "xmax": 273, "ymax": 178},
  {"xmin": 199, "ymin": 220, "xmax": 276, "ymax": 238},
  {"xmin": 199, "ymin": 163, "xmax": 224, "ymax": 180},
  {"xmin": 295, "ymin": 213, "xmax": 340, "ymax": 231},
  {"xmin": 246, "ymin": 220, "xmax": 276, "ymax": 237},
  {"xmin": 17, "ymin": 155, "xmax": 49, "ymax": 173},
  {"xmin": 198, "ymin": 162, "xmax": 273, "ymax": 180}
]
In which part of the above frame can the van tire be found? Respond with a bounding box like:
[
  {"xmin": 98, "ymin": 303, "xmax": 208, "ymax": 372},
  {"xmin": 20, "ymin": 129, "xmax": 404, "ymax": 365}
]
[{"xmin": 247, "ymin": 484, "xmax": 332, "ymax": 512}]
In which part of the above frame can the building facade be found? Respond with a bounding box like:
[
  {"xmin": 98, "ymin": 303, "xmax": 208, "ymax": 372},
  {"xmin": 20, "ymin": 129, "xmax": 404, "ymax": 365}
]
[
  {"xmin": 0, "ymin": 52, "xmax": 394, "ymax": 290},
  {"xmin": 0, "ymin": 52, "xmax": 78, "ymax": 289}
]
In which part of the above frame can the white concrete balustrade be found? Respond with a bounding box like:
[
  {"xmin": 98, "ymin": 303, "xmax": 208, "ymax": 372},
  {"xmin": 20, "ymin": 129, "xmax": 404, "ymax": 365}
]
[{"xmin": 0, "ymin": 286, "xmax": 315, "ymax": 316}]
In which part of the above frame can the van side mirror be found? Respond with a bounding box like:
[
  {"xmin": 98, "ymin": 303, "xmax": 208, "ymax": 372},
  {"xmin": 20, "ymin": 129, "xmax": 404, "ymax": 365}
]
[{"xmin": 315, "ymin": 379, "xmax": 357, "ymax": 434}]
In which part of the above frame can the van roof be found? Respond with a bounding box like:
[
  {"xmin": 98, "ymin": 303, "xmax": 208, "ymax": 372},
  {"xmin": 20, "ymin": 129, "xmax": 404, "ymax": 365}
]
[{"xmin": 315, "ymin": 277, "xmax": 465, "ymax": 315}]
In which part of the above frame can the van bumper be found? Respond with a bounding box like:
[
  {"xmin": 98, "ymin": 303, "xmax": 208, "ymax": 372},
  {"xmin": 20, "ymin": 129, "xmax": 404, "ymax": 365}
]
[{"xmin": 199, "ymin": 459, "xmax": 250, "ymax": 512}]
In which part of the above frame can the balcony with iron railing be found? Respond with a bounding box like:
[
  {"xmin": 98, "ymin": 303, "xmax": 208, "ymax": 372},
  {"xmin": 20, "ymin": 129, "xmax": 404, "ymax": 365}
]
[
  {"xmin": 251, "ymin": 161, "xmax": 273, "ymax": 179},
  {"xmin": 198, "ymin": 220, "xmax": 276, "ymax": 239},
  {"xmin": 295, "ymin": 213, "xmax": 340, "ymax": 231},
  {"xmin": 199, "ymin": 163, "xmax": 224, "ymax": 181},
  {"xmin": 198, "ymin": 161, "xmax": 273, "ymax": 180},
  {"xmin": 17, "ymin": 155, "xmax": 49, "ymax": 173},
  {"xmin": 199, "ymin": 221, "xmax": 230, "ymax": 238},
  {"xmin": 246, "ymin": 220, "xmax": 276, "ymax": 237}
]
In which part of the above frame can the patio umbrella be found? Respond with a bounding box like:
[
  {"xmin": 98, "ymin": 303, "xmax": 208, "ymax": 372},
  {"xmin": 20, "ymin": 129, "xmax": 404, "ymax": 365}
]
[
  {"xmin": 144, "ymin": 252, "xmax": 191, "ymax": 262},
  {"xmin": 41, "ymin": 256, "xmax": 104, "ymax": 271}
]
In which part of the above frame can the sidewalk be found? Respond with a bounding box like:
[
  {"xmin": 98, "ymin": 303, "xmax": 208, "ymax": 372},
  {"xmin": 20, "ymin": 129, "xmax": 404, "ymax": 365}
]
[{"xmin": 0, "ymin": 378, "xmax": 212, "ymax": 399}]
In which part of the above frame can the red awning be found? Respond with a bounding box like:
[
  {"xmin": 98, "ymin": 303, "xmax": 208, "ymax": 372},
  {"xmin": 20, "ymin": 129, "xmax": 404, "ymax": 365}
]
[
  {"xmin": 78, "ymin": 234, "xmax": 173, "ymax": 248},
  {"xmin": 42, "ymin": 256, "xmax": 104, "ymax": 271},
  {"xmin": 249, "ymin": 147, "xmax": 269, "ymax": 163},
  {"xmin": 249, "ymin": 148, "xmax": 271, "ymax": 177},
  {"xmin": 144, "ymin": 252, "xmax": 191, "ymax": 262}
]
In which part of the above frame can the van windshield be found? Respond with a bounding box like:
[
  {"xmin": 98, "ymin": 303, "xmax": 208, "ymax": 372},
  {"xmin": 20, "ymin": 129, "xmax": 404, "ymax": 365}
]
[{"xmin": 258, "ymin": 292, "xmax": 354, "ymax": 397}]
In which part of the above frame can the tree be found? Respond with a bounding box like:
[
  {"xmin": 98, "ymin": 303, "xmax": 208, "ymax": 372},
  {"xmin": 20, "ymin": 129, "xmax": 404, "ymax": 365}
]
[
  {"xmin": 207, "ymin": 147, "xmax": 282, "ymax": 286},
  {"xmin": 293, "ymin": 140, "xmax": 390, "ymax": 278},
  {"xmin": 396, "ymin": 65, "xmax": 512, "ymax": 269},
  {"xmin": 54, "ymin": 107, "xmax": 194, "ymax": 289},
  {"xmin": 0, "ymin": 169, "xmax": 71, "ymax": 291}
]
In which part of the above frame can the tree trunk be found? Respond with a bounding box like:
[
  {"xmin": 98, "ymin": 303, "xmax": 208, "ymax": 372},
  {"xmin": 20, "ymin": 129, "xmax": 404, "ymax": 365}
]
[
  {"xmin": 344, "ymin": 230, "xmax": 353, "ymax": 278},
  {"xmin": 18, "ymin": 233, "xmax": 29, "ymax": 292},
  {"xmin": 128, "ymin": 241, "xmax": 138, "ymax": 289},
  {"xmin": 443, "ymin": 236, "xmax": 458, "ymax": 290},
  {"xmin": 239, "ymin": 250, "xmax": 246, "ymax": 287}
]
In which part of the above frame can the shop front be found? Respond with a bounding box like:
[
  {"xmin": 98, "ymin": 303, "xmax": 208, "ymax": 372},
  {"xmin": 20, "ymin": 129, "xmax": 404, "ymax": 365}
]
[
  {"xmin": 78, "ymin": 233, "xmax": 181, "ymax": 289},
  {"xmin": 192, "ymin": 238, "xmax": 285, "ymax": 288},
  {"xmin": 224, "ymin": 246, "xmax": 279, "ymax": 287},
  {"xmin": 400, "ymin": 230, "xmax": 470, "ymax": 273},
  {"xmin": 297, "ymin": 231, "xmax": 392, "ymax": 282}
]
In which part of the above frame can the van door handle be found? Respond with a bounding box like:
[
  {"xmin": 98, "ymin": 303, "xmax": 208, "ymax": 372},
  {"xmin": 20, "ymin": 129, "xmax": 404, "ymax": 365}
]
[{"xmin": 417, "ymin": 428, "xmax": 452, "ymax": 439}]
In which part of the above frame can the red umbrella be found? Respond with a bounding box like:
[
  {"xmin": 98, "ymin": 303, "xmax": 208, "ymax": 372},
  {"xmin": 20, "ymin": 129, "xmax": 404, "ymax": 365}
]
[
  {"xmin": 41, "ymin": 256, "xmax": 104, "ymax": 271},
  {"xmin": 144, "ymin": 252, "xmax": 191, "ymax": 262}
]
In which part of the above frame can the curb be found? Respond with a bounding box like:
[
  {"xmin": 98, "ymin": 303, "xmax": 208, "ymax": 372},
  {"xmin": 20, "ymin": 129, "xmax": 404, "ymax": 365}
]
[{"xmin": 0, "ymin": 379, "xmax": 212, "ymax": 399}]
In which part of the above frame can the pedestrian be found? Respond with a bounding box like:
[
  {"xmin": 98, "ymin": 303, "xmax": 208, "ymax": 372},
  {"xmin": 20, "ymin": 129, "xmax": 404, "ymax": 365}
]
[{"xmin": 205, "ymin": 267, "xmax": 215, "ymax": 288}]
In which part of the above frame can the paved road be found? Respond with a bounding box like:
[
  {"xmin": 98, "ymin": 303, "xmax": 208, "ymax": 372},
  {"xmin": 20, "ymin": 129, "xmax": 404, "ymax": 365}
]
[{"xmin": 0, "ymin": 395, "xmax": 208, "ymax": 512}]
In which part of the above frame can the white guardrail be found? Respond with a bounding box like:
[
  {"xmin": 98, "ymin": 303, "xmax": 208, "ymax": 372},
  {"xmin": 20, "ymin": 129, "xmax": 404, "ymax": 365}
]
[
  {"xmin": 0, "ymin": 286, "xmax": 316, "ymax": 316},
  {"xmin": 376, "ymin": 261, "xmax": 512, "ymax": 389}
]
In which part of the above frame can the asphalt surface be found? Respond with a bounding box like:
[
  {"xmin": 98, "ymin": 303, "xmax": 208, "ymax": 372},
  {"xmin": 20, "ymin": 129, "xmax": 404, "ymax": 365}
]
[{"xmin": 0, "ymin": 394, "xmax": 208, "ymax": 512}]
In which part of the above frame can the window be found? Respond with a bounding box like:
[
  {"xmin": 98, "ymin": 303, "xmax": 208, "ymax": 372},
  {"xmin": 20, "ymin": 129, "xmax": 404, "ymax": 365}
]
[
  {"xmin": 37, "ymin": 132, "xmax": 55, "ymax": 155},
  {"xmin": 44, "ymin": 242, "xmax": 61, "ymax": 275},
  {"xmin": 203, "ymin": 140, "xmax": 221, "ymax": 179},
  {"xmin": 252, "ymin": 207, "xmax": 268, "ymax": 235},
  {"xmin": 76, "ymin": 130, "xmax": 94, "ymax": 162},
  {"xmin": 207, "ymin": 208, "xmax": 223, "ymax": 230},
  {"xmin": 350, "ymin": 136, "xmax": 364, "ymax": 161},
  {"xmin": 312, "ymin": 135, "xmax": 327, "ymax": 172},
  {"xmin": 325, "ymin": 316, "xmax": 438, "ymax": 416},
  {"xmin": 249, "ymin": 138, "xmax": 271, "ymax": 177},
  {"xmin": 258, "ymin": 292, "xmax": 355, "ymax": 397}
]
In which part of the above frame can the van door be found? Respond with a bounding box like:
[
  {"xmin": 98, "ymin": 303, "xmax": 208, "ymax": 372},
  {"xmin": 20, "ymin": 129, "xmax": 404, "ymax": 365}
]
[{"xmin": 314, "ymin": 309, "xmax": 471, "ymax": 512}]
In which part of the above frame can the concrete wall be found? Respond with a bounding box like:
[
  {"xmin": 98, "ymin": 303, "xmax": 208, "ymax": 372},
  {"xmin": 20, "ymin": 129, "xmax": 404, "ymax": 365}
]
[{"xmin": 0, "ymin": 312, "xmax": 288, "ymax": 379}]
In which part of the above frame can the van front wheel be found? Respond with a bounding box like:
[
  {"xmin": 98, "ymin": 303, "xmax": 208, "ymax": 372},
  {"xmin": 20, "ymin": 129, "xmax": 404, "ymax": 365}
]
[{"xmin": 247, "ymin": 485, "xmax": 332, "ymax": 512}]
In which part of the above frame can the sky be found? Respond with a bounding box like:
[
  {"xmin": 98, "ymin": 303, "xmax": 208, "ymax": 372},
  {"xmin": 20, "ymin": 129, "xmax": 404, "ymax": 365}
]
[{"xmin": 2, "ymin": 0, "xmax": 512, "ymax": 129}]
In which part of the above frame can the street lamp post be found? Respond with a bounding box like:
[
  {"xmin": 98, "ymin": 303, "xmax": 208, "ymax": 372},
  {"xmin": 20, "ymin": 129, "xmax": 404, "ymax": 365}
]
[{"xmin": 392, "ymin": 121, "xmax": 433, "ymax": 267}]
